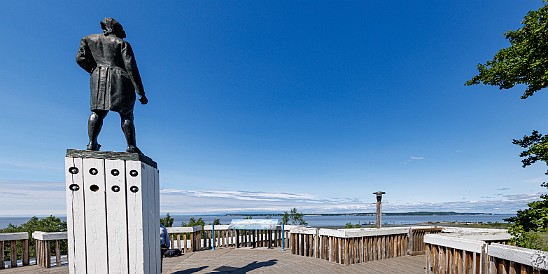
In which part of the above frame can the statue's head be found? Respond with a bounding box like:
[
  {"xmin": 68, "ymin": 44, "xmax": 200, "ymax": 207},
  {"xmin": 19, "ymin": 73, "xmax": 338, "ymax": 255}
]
[{"xmin": 100, "ymin": 18, "xmax": 126, "ymax": 39}]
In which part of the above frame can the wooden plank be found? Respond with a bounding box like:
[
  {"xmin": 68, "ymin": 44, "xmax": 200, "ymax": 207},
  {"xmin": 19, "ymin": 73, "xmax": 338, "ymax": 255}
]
[
  {"xmin": 327, "ymin": 236, "xmax": 332, "ymax": 262},
  {"xmin": 147, "ymin": 164, "xmax": 160, "ymax": 274},
  {"xmin": 0, "ymin": 241, "xmax": 4, "ymax": 269},
  {"xmin": 36, "ymin": 240, "xmax": 42, "ymax": 268},
  {"xmin": 404, "ymin": 234, "xmax": 409, "ymax": 256},
  {"xmin": 191, "ymin": 231, "xmax": 196, "ymax": 251},
  {"xmin": 385, "ymin": 235, "xmax": 389, "ymax": 259},
  {"xmin": 55, "ymin": 240, "xmax": 61, "ymax": 267},
  {"xmin": 235, "ymin": 230, "xmax": 239, "ymax": 248},
  {"xmin": 425, "ymin": 244, "xmax": 431, "ymax": 274},
  {"xmin": 509, "ymin": 261, "xmax": 517, "ymax": 274},
  {"xmin": 36, "ymin": 240, "xmax": 41, "ymax": 267},
  {"xmin": 45, "ymin": 240, "xmax": 51, "ymax": 268},
  {"xmin": 320, "ymin": 236, "xmax": 324, "ymax": 260},
  {"xmin": 438, "ymin": 244, "xmax": 444, "ymax": 274},
  {"xmin": 489, "ymin": 257, "xmax": 496, "ymax": 274},
  {"xmin": 473, "ymin": 252, "xmax": 477, "ymax": 274},
  {"xmin": 489, "ymin": 243, "xmax": 548, "ymax": 270},
  {"xmin": 127, "ymin": 160, "xmax": 145, "ymax": 274},
  {"xmin": 424, "ymin": 234, "xmax": 485, "ymax": 254},
  {"xmin": 326, "ymin": 236, "xmax": 330, "ymax": 261},
  {"xmin": 183, "ymin": 233, "xmax": 187, "ymax": 252},
  {"xmin": 144, "ymin": 163, "xmax": 157, "ymax": 274},
  {"xmin": 154, "ymin": 167, "xmax": 160, "ymax": 274},
  {"xmin": 22, "ymin": 239, "xmax": 29, "ymax": 266},
  {"xmin": 83, "ymin": 158, "xmax": 109, "ymax": 274},
  {"xmin": 141, "ymin": 163, "xmax": 152, "ymax": 274},
  {"xmin": 344, "ymin": 239, "xmax": 349, "ymax": 265},
  {"xmin": 10, "ymin": 240, "xmax": 17, "ymax": 268},
  {"xmin": 465, "ymin": 251, "xmax": 473, "ymax": 274},
  {"xmin": 65, "ymin": 157, "xmax": 87, "ymax": 274},
  {"xmin": 334, "ymin": 236, "xmax": 338, "ymax": 263},
  {"xmin": 105, "ymin": 159, "xmax": 129, "ymax": 274}
]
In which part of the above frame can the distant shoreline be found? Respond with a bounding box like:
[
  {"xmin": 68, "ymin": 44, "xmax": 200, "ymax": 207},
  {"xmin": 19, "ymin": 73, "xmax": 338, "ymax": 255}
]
[
  {"xmin": 0, "ymin": 211, "xmax": 510, "ymax": 218},
  {"xmin": 0, "ymin": 213, "xmax": 514, "ymax": 230},
  {"xmin": 225, "ymin": 211, "xmax": 502, "ymax": 217}
]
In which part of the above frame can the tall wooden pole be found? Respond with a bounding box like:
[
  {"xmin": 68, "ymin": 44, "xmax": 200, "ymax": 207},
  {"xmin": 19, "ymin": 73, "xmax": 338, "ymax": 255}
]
[{"xmin": 373, "ymin": 191, "xmax": 385, "ymax": 229}]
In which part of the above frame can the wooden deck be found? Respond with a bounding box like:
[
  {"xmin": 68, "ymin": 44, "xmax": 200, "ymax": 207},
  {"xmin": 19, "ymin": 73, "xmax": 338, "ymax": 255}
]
[{"xmin": 1, "ymin": 248, "xmax": 426, "ymax": 273}]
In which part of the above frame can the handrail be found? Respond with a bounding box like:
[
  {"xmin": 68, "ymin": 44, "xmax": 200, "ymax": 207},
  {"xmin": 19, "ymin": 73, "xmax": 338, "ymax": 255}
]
[
  {"xmin": 488, "ymin": 243, "xmax": 548, "ymax": 272},
  {"xmin": 0, "ymin": 232, "xmax": 29, "ymax": 269},
  {"xmin": 32, "ymin": 232, "xmax": 68, "ymax": 268},
  {"xmin": 424, "ymin": 232, "xmax": 522, "ymax": 274}
]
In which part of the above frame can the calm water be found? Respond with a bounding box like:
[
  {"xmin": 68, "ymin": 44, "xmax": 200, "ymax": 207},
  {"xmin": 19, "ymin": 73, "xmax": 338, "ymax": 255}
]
[
  {"xmin": 172, "ymin": 214, "xmax": 514, "ymax": 227},
  {"xmin": 0, "ymin": 214, "xmax": 514, "ymax": 230}
]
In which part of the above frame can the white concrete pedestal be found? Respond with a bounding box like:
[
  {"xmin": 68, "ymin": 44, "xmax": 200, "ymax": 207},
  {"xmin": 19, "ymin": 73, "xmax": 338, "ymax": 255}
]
[{"xmin": 65, "ymin": 149, "xmax": 160, "ymax": 274}]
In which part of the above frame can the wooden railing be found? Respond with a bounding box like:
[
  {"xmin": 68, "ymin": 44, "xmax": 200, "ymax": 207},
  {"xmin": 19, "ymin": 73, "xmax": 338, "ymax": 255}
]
[
  {"xmin": 425, "ymin": 234, "xmax": 488, "ymax": 274},
  {"xmin": 409, "ymin": 226, "xmax": 443, "ymax": 255},
  {"xmin": 2, "ymin": 226, "xmax": 516, "ymax": 271},
  {"xmin": 290, "ymin": 227, "xmax": 318, "ymax": 258},
  {"xmin": 424, "ymin": 232, "xmax": 526, "ymax": 274},
  {"xmin": 289, "ymin": 227, "xmax": 412, "ymax": 265},
  {"xmin": 32, "ymin": 232, "xmax": 68, "ymax": 268},
  {"xmin": 167, "ymin": 225, "xmax": 294, "ymax": 251},
  {"xmin": 288, "ymin": 226, "xmax": 443, "ymax": 265},
  {"xmin": 0, "ymin": 232, "xmax": 29, "ymax": 269},
  {"xmin": 166, "ymin": 226, "xmax": 202, "ymax": 252},
  {"xmin": 204, "ymin": 225, "xmax": 292, "ymax": 249},
  {"xmin": 319, "ymin": 227, "xmax": 410, "ymax": 265},
  {"xmin": 488, "ymin": 243, "xmax": 548, "ymax": 274}
]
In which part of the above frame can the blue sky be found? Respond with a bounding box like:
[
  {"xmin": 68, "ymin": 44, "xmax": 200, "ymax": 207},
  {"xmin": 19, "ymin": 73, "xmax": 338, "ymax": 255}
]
[{"xmin": 1, "ymin": 1, "xmax": 547, "ymax": 215}]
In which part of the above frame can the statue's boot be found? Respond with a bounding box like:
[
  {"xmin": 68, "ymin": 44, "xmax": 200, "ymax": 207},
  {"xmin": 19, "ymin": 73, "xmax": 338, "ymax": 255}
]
[
  {"xmin": 87, "ymin": 142, "xmax": 101, "ymax": 151},
  {"xmin": 87, "ymin": 111, "xmax": 105, "ymax": 151},
  {"xmin": 122, "ymin": 118, "xmax": 143, "ymax": 154}
]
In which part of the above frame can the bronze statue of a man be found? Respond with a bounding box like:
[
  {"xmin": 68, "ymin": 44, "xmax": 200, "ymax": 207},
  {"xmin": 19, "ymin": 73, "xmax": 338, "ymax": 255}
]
[{"xmin": 76, "ymin": 18, "xmax": 148, "ymax": 154}]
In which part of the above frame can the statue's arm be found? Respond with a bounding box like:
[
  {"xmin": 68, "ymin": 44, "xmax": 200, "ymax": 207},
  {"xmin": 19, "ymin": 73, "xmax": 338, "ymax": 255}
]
[
  {"xmin": 75, "ymin": 38, "xmax": 96, "ymax": 74},
  {"xmin": 121, "ymin": 42, "xmax": 146, "ymax": 99}
]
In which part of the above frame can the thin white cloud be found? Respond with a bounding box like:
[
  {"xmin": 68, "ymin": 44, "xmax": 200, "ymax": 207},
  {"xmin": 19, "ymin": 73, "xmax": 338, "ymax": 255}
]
[
  {"xmin": 410, "ymin": 156, "xmax": 425, "ymax": 160},
  {"xmin": 0, "ymin": 180, "xmax": 543, "ymax": 216}
]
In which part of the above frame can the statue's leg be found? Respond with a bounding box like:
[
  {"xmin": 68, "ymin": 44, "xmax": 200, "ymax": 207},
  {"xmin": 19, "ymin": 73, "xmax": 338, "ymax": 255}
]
[
  {"xmin": 87, "ymin": 110, "xmax": 107, "ymax": 151},
  {"xmin": 120, "ymin": 112, "xmax": 142, "ymax": 154}
]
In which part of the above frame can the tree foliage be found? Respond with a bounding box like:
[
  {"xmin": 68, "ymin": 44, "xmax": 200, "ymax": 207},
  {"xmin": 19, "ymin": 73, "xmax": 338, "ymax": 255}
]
[
  {"xmin": 281, "ymin": 208, "xmax": 308, "ymax": 226},
  {"xmin": 344, "ymin": 222, "xmax": 362, "ymax": 229},
  {"xmin": 466, "ymin": 2, "xmax": 548, "ymax": 99},
  {"xmin": 181, "ymin": 217, "xmax": 205, "ymax": 227},
  {"xmin": 513, "ymin": 131, "xmax": 548, "ymax": 173},
  {"xmin": 505, "ymin": 183, "xmax": 548, "ymax": 251},
  {"xmin": 160, "ymin": 213, "xmax": 174, "ymax": 227},
  {"xmin": 0, "ymin": 216, "xmax": 67, "ymax": 259}
]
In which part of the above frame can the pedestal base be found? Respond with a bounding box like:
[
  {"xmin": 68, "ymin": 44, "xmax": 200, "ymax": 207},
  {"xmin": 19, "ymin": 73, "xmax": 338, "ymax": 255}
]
[{"xmin": 65, "ymin": 149, "xmax": 160, "ymax": 274}]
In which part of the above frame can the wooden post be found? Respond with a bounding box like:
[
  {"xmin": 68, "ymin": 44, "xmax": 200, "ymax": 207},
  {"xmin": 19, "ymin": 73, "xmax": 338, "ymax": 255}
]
[
  {"xmin": 236, "ymin": 230, "xmax": 240, "ymax": 248},
  {"xmin": 44, "ymin": 240, "xmax": 51, "ymax": 268},
  {"xmin": 66, "ymin": 150, "xmax": 159, "ymax": 274},
  {"xmin": 0, "ymin": 241, "xmax": 4, "ymax": 270},
  {"xmin": 22, "ymin": 239, "xmax": 29, "ymax": 266},
  {"xmin": 55, "ymin": 240, "xmax": 61, "ymax": 267},
  {"xmin": 193, "ymin": 231, "xmax": 197, "ymax": 251},
  {"xmin": 373, "ymin": 191, "xmax": 385, "ymax": 229},
  {"xmin": 10, "ymin": 240, "xmax": 17, "ymax": 268}
]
